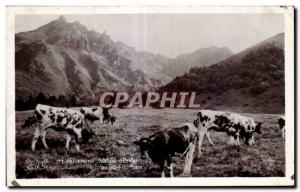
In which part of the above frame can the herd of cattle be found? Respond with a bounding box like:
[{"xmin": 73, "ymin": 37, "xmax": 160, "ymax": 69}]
[{"xmin": 21, "ymin": 104, "xmax": 286, "ymax": 177}]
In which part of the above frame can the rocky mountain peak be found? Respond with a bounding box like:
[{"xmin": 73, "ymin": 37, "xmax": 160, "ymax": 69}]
[{"xmin": 57, "ymin": 15, "xmax": 67, "ymax": 23}]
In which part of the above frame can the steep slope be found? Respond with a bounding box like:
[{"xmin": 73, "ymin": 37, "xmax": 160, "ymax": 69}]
[
  {"xmin": 160, "ymin": 33, "xmax": 285, "ymax": 113},
  {"xmin": 15, "ymin": 16, "xmax": 172, "ymax": 101}
]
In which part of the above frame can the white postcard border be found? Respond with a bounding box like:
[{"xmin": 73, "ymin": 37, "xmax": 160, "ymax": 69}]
[{"xmin": 6, "ymin": 6, "xmax": 295, "ymax": 187}]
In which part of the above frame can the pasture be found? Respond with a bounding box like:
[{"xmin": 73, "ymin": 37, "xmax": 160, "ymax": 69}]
[{"xmin": 15, "ymin": 108, "xmax": 285, "ymax": 178}]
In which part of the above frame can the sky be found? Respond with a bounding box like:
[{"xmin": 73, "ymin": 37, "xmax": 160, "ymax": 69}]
[{"xmin": 15, "ymin": 14, "xmax": 284, "ymax": 58}]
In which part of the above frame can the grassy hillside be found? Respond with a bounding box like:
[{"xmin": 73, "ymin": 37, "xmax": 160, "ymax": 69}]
[{"xmin": 160, "ymin": 33, "xmax": 285, "ymax": 114}]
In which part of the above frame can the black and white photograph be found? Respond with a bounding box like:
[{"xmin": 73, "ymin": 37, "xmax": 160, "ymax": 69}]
[{"xmin": 6, "ymin": 6, "xmax": 295, "ymax": 187}]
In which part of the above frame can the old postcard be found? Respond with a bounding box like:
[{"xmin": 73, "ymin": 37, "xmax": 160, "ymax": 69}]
[{"xmin": 6, "ymin": 6, "xmax": 294, "ymax": 187}]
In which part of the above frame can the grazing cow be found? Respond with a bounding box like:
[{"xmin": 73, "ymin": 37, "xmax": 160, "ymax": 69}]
[
  {"xmin": 80, "ymin": 107, "xmax": 106, "ymax": 127},
  {"xmin": 102, "ymin": 106, "xmax": 113, "ymax": 122},
  {"xmin": 22, "ymin": 116, "xmax": 37, "ymax": 129},
  {"xmin": 133, "ymin": 121, "xmax": 199, "ymax": 177},
  {"xmin": 31, "ymin": 104, "xmax": 87, "ymax": 152},
  {"xmin": 195, "ymin": 110, "xmax": 262, "ymax": 158},
  {"xmin": 278, "ymin": 116, "xmax": 285, "ymax": 138}
]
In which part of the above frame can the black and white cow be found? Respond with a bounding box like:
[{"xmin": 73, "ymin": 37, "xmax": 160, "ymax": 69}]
[
  {"xmin": 80, "ymin": 106, "xmax": 115, "ymax": 127},
  {"xmin": 80, "ymin": 107, "xmax": 103, "ymax": 125},
  {"xmin": 134, "ymin": 121, "xmax": 199, "ymax": 177},
  {"xmin": 278, "ymin": 116, "xmax": 285, "ymax": 138},
  {"xmin": 31, "ymin": 104, "xmax": 93, "ymax": 152},
  {"xmin": 195, "ymin": 110, "xmax": 262, "ymax": 158},
  {"xmin": 102, "ymin": 106, "xmax": 116, "ymax": 124}
]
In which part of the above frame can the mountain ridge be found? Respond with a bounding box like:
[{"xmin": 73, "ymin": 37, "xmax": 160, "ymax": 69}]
[{"xmin": 15, "ymin": 16, "xmax": 234, "ymax": 103}]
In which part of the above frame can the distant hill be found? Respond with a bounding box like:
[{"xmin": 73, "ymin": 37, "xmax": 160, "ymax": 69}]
[
  {"xmin": 160, "ymin": 33, "xmax": 285, "ymax": 113},
  {"xmin": 162, "ymin": 46, "xmax": 233, "ymax": 77}
]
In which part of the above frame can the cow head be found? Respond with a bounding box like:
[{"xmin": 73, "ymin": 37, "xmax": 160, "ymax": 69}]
[
  {"xmin": 133, "ymin": 137, "xmax": 151, "ymax": 159},
  {"xmin": 238, "ymin": 128, "xmax": 251, "ymax": 146},
  {"xmin": 110, "ymin": 115, "xmax": 116, "ymax": 125},
  {"xmin": 278, "ymin": 117, "xmax": 285, "ymax": 129},
  {"xmin": 22, "ymin": 116, "xmax": 37, "ymax": 129},
  {"xmin": 254, "ymin": 122, "xmax": 263, "ymax": 134},
  {"xmin": 239, "ymin": 124, "xmax": 262, "ymax": 146},
  {"xmin": 81, "ymin": 128, "xmax": 96, "ymax": 144}
]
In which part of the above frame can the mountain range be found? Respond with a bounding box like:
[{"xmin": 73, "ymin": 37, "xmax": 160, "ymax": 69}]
[{"xmin": 15, "ymin": 16, "xmax": 233, "ymax": 101}]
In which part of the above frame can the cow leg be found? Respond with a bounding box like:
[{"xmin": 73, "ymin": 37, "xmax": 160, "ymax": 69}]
[
  {"xmin": 249, "ymin": 135, "xmax": 254, "ymax": 145},
  {"xmin": 282, "ymin": 128, "xmax": 285, "ymax": 139},
  {"xmin": 237, "ymin": 137, "xmax": 241, "ymax": 145},
  {"xmin": 160, "ymin": 161, "xmax": 166, "ymax": 178},
  {"xmin": 41, "ymin": 130, "xmax": 49, "ymax": 150},
  {"xmin": 84, "ymin": 119, "xmax": 90, "ymax": 129},
  {"xmin": 166, "ymin": 157, "xmax": 173, "ymax": 177},
  {"xmin": 234, "ymin": 133, "xmax": 241, "ymax": 145},
  {"xmin": 161, "ymin": 171, "xmax": 165, "ymax": 178},
  {"xmin": 228, "ymin": 135, "xmax": 237, "ymax": 145},
  {"xmin": 183, "ymin": 142, "xmax": 196, "ymax": 175},
  {"xmin": 75, "ymin": 142, "xmax": 81, "ymax": 152},
  {"xmin": 65, "ymin": 134, "xmax": 72, "ymax": 150},
  {"xmin": 197, "ymin": 127, "xmax": 208, "ymax": 158},
  {"xmin": 169, "ymin": 163, "xmax": 174, "ymax": 177},
  {"xmin": 31, "ymin": 126, "xmax": 41, "ymax": 151},
  {"xmin": 206, "ymin": 131, "xmax": 215, "ymax": 146}
]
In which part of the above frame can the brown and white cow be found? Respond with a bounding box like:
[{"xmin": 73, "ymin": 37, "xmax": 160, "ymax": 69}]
[
  {"xmin": 195, "ymin": 110, "xmax": 262, "ymax": 158},
  {"xmin": 278, "ymin": 116, "xmax": 285, "ymax": 138},
  {"xmin": 133, "ymin": 121, "xmax": 199, "ymax": 177},
  {"xmin": 31, "ymin": 104, "xmax": 93, "ymax": 152}
]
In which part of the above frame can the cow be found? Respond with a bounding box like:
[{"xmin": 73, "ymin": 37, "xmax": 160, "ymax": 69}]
[
  {"xmin": 22, "ymin": 116, "xmax": 37, "ymax": 129},
  {"xmin": 195, "ymin": 110, "xmax": 262, "ymax": 158},
  {"xmin": 133, "ymin": 120, "xmax": 199, "ymax": 177},
  {"xmin": 31, "ymin": 104, "xmax": 90, "ymax": 152},
  {"xmin": 80, "ymin": 107, "xmax": 106, "ymax": 128},
  {"xmin": 278, "ymin": 116, "xmax": 285, "ymax": 138},
  {"xmin": 102, "ymin": 106, "xmax": 114, "ymax": 123}
]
